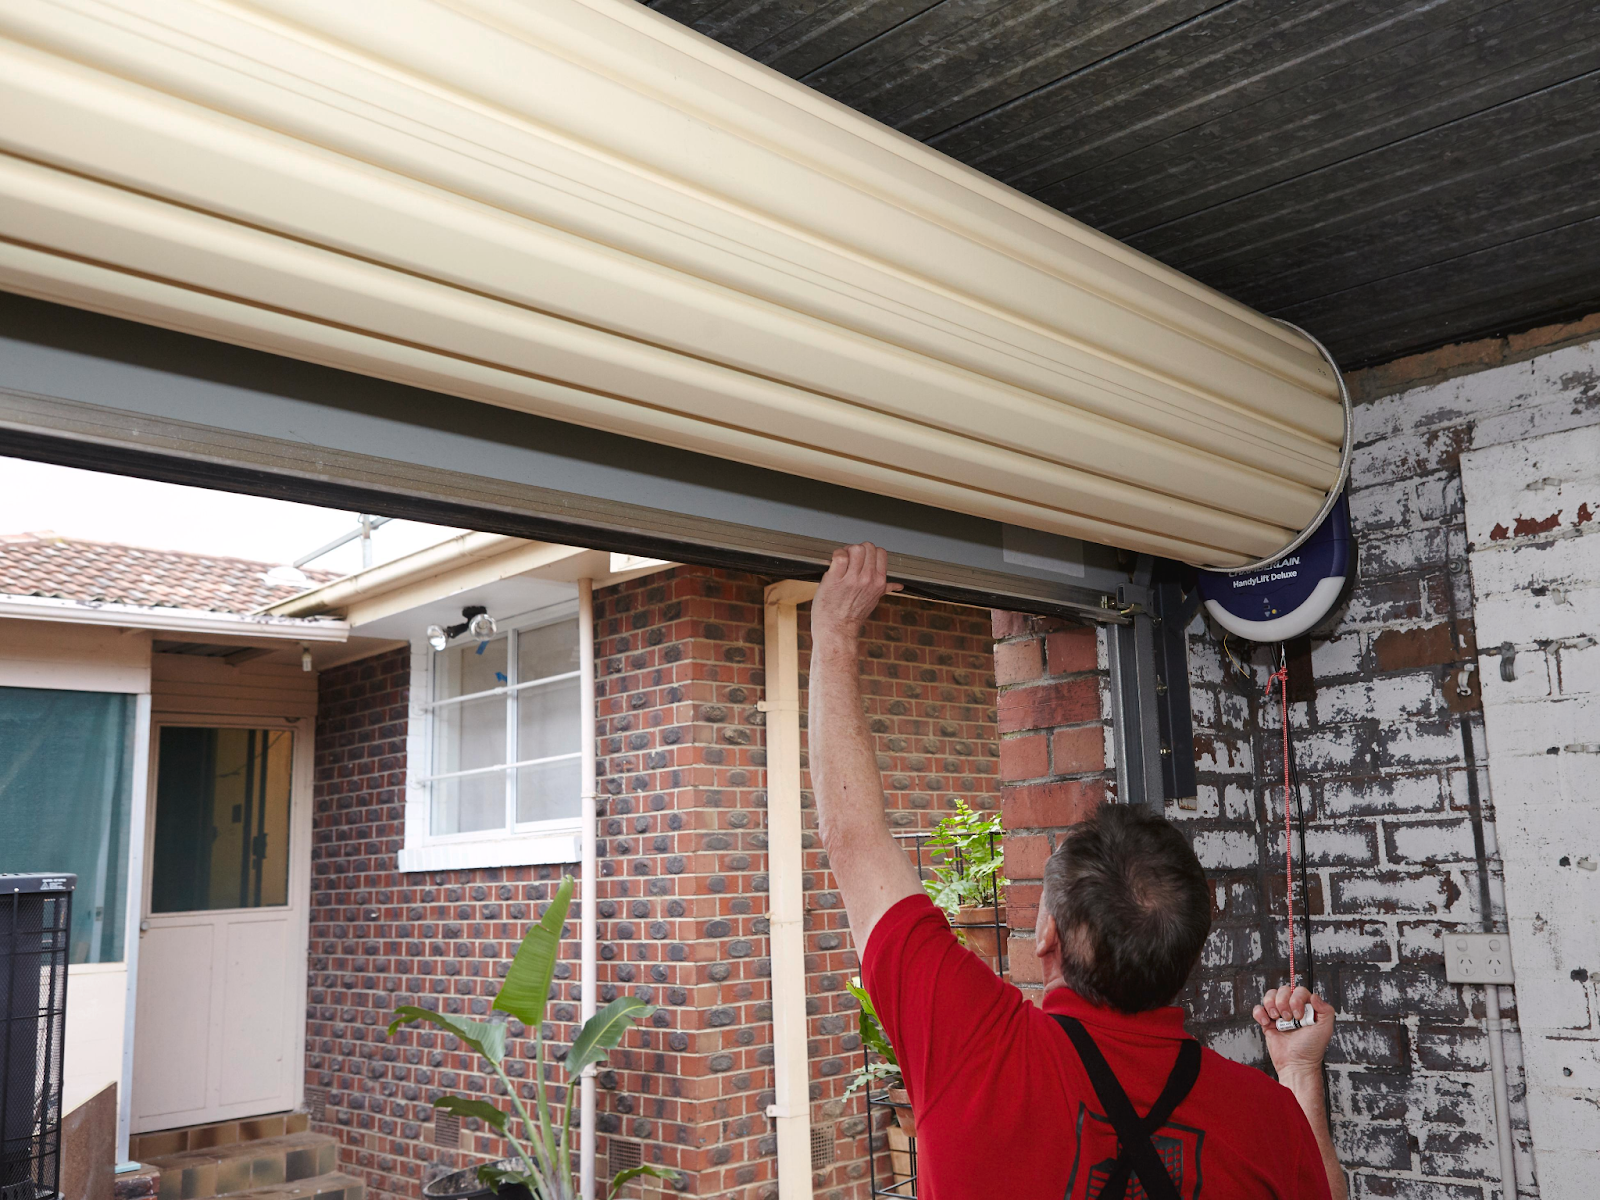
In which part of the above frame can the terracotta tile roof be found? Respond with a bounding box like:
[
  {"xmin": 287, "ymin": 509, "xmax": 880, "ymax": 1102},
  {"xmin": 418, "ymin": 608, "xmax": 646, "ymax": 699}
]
[{"xmin": 0, "ymin": 532, "xmax": 337, "ymax": 614}]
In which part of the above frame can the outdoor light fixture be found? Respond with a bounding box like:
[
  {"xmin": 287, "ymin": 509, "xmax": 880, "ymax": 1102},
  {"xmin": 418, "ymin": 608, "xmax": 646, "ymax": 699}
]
[
  {"xmin": 300, "ymin": 646, "xmax": 313, "ymax": 672},
  {"xmin": 427, "ymin": 606, "xmax": 495, "ymax": 651}
]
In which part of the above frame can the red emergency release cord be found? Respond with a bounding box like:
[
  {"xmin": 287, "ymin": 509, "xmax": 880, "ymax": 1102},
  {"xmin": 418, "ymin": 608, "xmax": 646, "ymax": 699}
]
[{"xmin": 1265, "ymin": 657, "xmax": 1296, "ymax": 989}]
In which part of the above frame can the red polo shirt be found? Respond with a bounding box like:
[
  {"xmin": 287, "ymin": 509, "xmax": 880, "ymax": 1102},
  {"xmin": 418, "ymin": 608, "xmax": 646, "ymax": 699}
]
[{"xmin": 862, "ymin": 894, "xmax": 1330, "ymax": 1200}]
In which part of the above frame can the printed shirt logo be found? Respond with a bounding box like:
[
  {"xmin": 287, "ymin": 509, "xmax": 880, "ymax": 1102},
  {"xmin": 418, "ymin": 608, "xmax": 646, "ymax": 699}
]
[{"xmin": 1064, "ymin": 1104, "xmax": 1205, "ymax": 1200}]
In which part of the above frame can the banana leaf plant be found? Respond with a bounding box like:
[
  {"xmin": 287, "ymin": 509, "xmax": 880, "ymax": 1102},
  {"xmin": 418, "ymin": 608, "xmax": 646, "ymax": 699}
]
[{"xmin": 388, "ymin": 876, "xmax": 673, "ymax": 1198}]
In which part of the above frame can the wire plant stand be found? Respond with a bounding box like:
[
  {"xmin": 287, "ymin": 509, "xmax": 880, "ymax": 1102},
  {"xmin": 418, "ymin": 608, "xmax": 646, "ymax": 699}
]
[{"xmin": 863, "ymin": 830, "xmax": 1005, "ymax": 1199}]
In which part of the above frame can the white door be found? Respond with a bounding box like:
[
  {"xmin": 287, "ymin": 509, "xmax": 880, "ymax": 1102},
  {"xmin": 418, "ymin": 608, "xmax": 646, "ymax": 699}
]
[
  {"xmin": 131, "ymin": 721, "xmax": 311, "ymax": 1132},
  {"xmin": 1463, "ymin": 423, "xmax": 1600, "ymax": 1194}
]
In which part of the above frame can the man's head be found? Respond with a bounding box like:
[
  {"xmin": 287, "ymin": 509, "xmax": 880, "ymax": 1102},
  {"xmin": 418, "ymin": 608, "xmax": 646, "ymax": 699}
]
[{"xmin": 1033, "ymin": 803, "xmax": 1211, "ymax": 1013}]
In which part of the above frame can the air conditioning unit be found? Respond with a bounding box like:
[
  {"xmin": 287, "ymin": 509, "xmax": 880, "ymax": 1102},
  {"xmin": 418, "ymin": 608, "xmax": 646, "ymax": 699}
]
[{"xmin": 0, "ymin": 873, "xmax": 73, "ymax": 1200}]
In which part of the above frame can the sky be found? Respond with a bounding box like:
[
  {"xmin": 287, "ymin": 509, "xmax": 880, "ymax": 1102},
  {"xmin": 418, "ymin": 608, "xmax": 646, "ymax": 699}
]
[{"xmin": 0, "ymin": 456, "xmax": 462, "ymax": 577}]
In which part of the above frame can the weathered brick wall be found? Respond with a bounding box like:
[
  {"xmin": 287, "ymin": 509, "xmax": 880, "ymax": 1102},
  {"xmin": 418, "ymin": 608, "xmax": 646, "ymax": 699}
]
[
  {"xmin": 995, "ymin": 314, "xmax": 1600, "ymax": 1200},
  {"xmin": 307, "ymin": 570, "xmax": 998, "ymax": 1200}
]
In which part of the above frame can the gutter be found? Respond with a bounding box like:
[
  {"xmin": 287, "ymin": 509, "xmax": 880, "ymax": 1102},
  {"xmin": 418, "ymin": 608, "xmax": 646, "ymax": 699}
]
[
  {"xmin": 257, "ymin": 532, "xmax": 573, "ymax": 619},
  {"xmin": 0, "ymin": 593, "xmax": 348, "ymax": 640}
]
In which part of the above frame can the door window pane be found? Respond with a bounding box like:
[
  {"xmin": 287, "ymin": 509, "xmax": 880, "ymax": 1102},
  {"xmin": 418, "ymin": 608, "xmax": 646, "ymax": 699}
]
[
  {"xmin": 0, "ymin": 686, "xmax": 135, "ymax": 963},
  {"xmin": 151, "ymin": 727, "xmax": 293, "ymax": 913}
]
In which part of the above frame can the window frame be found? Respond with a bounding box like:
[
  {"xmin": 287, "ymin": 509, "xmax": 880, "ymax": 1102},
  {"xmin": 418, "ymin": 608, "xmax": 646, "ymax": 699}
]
[{"xmin": 399, "ymin": 597, "xmax": 584, "ymax": 872}]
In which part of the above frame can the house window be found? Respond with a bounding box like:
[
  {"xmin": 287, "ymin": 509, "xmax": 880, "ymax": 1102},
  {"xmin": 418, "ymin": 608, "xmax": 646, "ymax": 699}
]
[{"xmin": 400, "ymin": 605, "xmax": 583, "ymax": 871}]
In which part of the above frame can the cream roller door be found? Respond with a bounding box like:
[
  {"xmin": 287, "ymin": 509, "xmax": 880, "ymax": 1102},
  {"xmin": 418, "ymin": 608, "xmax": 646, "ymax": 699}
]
[{"xmin": 0, "ymin": 0, "xmax": 1346, "ymax": 569}]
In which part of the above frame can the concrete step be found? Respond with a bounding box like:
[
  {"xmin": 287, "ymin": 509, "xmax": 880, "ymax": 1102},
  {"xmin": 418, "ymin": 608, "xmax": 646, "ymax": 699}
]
[
  {"xmin": 145, "ymin": 1131, "xmax": 339, "ymax": 1200},
  {"xmin": 132, "ymin": 1111, "xmax": 310, "ymax": 1162}
]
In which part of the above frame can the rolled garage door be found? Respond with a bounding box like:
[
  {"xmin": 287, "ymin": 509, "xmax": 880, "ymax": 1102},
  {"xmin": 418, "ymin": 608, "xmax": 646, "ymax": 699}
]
[{"xmin": 0, "ymin": 0, "xmax": 1347, "ymax": 569}]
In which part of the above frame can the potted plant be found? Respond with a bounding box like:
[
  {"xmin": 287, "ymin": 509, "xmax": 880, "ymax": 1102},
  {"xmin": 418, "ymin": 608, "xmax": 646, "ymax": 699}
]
[
  {"xmin": 923, "ymin": 799, "xmax": 1008, "ymax": 967},
  {"xmin": 844, "ymin": 978, "xmax": 915, "ymax": 1184},
  {"xmin": 843, "ymin": 977, "xmax": 911, "ymax": 1134},
  {"xmin": 391, "ymin": 876, "xmax": 673, "ymax": 1199}
]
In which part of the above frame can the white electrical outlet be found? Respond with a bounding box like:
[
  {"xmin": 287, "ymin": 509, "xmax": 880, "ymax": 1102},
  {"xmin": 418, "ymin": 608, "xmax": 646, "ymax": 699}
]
[{"xmin": 1443, "ymin": 932, "xmax": 1516, "ymax": 985}]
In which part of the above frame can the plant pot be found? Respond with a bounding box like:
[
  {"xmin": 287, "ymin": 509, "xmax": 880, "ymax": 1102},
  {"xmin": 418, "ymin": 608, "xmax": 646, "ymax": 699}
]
[
  {"xmin": 952, "ymin": 904, "xmax": 1009, "ymax": 967},
  {"xmin": 886, "ymin": 1085, "xmax": 916, "ymax": 1138},
  {"xmin": 422, "ymin": 1162, "xmax": 535, "ymax": 1200}
]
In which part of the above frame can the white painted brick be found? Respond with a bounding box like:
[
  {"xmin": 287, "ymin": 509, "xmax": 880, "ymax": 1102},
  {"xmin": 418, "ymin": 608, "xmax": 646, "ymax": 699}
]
[
  {"xmin": 1310, "ymin": 632, "xmax": 1364, "ymax": 679},
  {"xmin": 1477, "ymin": 645, "xmax": 1556, "ymax": 708},
  {"xmin": 1309, "ymin": 921, "xmax": 1392, "ymax": 961},
  {"xmin": 1557, "ymin": 749, "xmax": 1600, "ymax": 806},
  {"xmin": 1461, "ymin": 422, "xmax": 1600, "ymax": 545},
  {"xmin": 1222, "ymin": 782, "xmax": 1254, "ymax": 822},
  {"xmin": 1482, "ymin": 693, "xmax": 1600, "ymax": 759},
  {"xmin": 1470, "ymin": 554, "xmax": 1600, "ymax": 647},
  {"xmin": 1348, "ymin": 478, "xmax": 1419, "ymax": 532},
  {"xmin": 1267, "ymin": 824, "xmax": 1378, "ymax": 866},
  {"xmin": 1383, "ymin": 817, "xmax": 1479, "ymax": 864},
  {"xmin": 1556, "ymin": 638, "xmax": 1600, "ymax": 697},
  {"xmin": 1193, "ymin": 733, "xmax": 1253, "ymax": 776},
  {"xmin": 1379, "ymin": 721, "xmax": 1468, "ymax": 768},
  {"xmin": 1317, "ymin": 673, "xmax": 1441, "ymax": 725},
  {"xmin": 1359, "ymin": 526, "xmax": 1452, "ymax": 576},
  {"xmin": 1192, "ymin": 829, "xmax": 1261, "ymax": 870},
  {"xmin": 1323, "ymin": 773, "xmax": 1444, "ymax": 818},
  {"xmin": 1204, "ymin": 1022, "xmax": 1267, "ymax": 1068}
]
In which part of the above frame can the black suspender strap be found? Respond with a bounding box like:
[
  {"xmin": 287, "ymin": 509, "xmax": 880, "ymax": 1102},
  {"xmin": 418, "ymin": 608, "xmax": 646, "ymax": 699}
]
[{"xmin": 1051, "ymin": 1014, "xmax": 1202, "ymax": 1200}]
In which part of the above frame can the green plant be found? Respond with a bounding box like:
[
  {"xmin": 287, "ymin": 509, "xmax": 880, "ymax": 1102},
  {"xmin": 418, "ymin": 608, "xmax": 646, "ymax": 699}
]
[
  {"xmin": 388, "ymin": 876, "xmax": 673, "ymax": 1198},
  {"xmin": 842, "ymin": 977, "xmax": 899, "ymax": 1100},
  {"xmin": 922, "ymin": 799, "xmax": 1007, "ymax": 916}
]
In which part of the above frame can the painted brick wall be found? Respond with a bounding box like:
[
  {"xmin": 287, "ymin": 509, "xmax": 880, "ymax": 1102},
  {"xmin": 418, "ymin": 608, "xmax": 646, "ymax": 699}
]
[
  {"xmin": 306, "ymin": 569, "xmax": 997, "ymax": 1200},
  {"xmin": 995, "ymin": 315, "xmax": 1600, "ymax": 1200}
]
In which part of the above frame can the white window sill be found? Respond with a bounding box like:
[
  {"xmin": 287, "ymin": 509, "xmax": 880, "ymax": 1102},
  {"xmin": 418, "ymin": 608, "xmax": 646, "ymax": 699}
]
[{"xmin": 398, "ymin": 829, "xmax": 580, "ymax": 873}]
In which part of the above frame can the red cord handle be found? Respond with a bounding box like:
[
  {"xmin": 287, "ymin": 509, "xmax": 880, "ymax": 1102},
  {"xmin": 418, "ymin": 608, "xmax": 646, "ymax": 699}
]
[{"xmin": 1265, "ymin": 663, "xmax": 1296, "ymax": 989}]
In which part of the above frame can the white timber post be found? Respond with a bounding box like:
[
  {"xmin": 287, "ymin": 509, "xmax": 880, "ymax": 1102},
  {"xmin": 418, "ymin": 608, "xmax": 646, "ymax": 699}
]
[
  {"xmin": 762, "ymin": 579, "xmax": 818, "ymax": 1200},
  {"xmin": 578, "ymin": 578, "xmax": 599, "ymax": 1200}
]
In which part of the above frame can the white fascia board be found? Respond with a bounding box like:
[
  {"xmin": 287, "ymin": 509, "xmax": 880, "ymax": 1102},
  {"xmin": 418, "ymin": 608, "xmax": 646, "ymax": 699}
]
[{"xmin": 0, "ymin": 594, "xmax": 349, "ymax": 640}]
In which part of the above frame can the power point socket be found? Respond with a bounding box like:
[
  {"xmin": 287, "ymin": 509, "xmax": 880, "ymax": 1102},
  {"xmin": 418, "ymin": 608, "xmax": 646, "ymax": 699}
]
[{"xmin": 1443, "ymin": 932, "xmax": 1516, "ymax": 985}]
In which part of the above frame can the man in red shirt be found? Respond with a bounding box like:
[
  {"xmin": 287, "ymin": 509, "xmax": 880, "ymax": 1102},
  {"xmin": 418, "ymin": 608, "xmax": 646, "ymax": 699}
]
[{"xmin": 810, "ymin": 543, "xmax": 1346, "ymax": 1200}]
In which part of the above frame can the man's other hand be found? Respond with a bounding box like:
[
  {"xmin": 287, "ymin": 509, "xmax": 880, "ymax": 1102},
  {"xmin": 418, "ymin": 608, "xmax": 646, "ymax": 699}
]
[
  {"xmin": 812, "ymin": 543, "xmax": 902, "ymax": 642},
  {"xmin": 1254, "ymin": 985, "xmax": 1335, "ymax": 1079}
]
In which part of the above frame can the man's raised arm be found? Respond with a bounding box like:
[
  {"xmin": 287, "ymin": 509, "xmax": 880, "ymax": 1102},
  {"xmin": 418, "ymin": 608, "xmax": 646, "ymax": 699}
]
[{"xmin": 809, "ymin": 543, "xmax": 925, "ymax": 952}]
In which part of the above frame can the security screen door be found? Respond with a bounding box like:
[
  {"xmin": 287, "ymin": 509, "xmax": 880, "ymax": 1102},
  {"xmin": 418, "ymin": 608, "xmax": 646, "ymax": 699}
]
[{"xmin": 132, "ymin": 723, "xmax": 307, "ymax": 1132}]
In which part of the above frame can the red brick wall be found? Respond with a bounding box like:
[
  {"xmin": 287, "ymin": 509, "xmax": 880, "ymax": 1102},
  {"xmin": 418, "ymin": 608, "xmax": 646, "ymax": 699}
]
[
  {"xmin": 306, "ymin": 569, "xmax": 998, "ymax": 1200},
  {"xmin": 987, "ymin": 616, "xmax": 1107, "ymax": 995},
  {"xmin": 307, "ymin": 648, "xmax": 586, "ymax": 1199},
  {"xmin": 795, "ymin": 593, "xmax": 1000, "ymax": 1197}
]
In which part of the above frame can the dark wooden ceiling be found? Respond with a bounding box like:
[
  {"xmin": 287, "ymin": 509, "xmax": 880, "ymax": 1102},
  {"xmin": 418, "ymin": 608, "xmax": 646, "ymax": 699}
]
[{"xmin": 648, "ymin": 0, "xmax": 1600, "ymax": 369}]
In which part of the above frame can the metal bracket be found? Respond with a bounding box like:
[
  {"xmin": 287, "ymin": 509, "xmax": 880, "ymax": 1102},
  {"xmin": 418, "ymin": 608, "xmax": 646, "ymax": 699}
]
[
  {"xmin": 1498, "ymin": 642, "xmax": 1517, "ymax": 682},
  {"xmin": 1108, "ymin": 558, "xmax": 1197, "ymax": 810}
]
